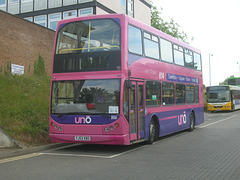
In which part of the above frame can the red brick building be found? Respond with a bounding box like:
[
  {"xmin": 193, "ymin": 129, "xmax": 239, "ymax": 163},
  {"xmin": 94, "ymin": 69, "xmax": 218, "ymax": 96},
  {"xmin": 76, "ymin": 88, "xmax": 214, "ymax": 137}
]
[{"xmin": 0, "ymin": 10, "xmax": 55, "ymax": 75}]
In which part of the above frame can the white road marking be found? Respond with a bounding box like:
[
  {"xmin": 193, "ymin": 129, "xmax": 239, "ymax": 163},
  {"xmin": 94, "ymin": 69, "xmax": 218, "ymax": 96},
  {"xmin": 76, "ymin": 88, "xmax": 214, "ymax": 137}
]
[
  {"xmin": 40, "ymin": 144, "xmax": 148, "ymax": 159},
  {"xmin": 199, "ymin": 115, "xmax": 237, "ymax": 129}
]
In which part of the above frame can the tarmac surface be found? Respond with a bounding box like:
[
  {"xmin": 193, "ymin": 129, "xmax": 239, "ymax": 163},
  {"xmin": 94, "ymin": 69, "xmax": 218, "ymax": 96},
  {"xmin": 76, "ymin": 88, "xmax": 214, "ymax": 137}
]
[{"xmin": 0, "ymin": 143, "xmax": 67, "ymax": 160}]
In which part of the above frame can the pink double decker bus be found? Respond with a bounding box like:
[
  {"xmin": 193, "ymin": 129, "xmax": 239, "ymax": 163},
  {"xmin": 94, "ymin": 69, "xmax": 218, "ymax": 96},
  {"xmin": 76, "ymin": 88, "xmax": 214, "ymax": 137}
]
[{"xmin": 49, "ymin": 14, "xmax": 204, "ymax": 145}]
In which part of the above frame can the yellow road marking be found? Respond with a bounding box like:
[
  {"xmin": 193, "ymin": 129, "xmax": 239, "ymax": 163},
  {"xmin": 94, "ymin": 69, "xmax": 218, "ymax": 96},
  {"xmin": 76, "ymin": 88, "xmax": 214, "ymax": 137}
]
[{"xmin": 0, "ymin": 153, "xmax": 43, "ymax": 164}]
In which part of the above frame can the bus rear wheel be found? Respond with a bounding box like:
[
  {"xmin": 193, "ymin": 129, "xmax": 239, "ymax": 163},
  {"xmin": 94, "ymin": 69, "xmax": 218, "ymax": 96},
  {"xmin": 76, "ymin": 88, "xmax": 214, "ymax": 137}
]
[
  {"xmin": 148, "ymin": 119, "xmax": 156, "ymax": 144},
  {"xmin": 189, "ymin": 112, "xmax": 195, "ymax": 132}
]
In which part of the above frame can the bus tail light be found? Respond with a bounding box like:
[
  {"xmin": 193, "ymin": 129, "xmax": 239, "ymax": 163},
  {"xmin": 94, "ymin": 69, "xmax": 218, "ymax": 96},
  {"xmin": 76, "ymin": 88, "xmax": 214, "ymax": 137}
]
[{"xmin": 115, "ymin": 123, "xmax": 119, "ymax": 128}]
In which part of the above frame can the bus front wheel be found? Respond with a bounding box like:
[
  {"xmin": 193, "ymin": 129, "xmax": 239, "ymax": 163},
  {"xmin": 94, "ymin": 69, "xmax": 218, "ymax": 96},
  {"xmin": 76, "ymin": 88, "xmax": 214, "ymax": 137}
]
[{"xmin": 148, "ymin": 119, "xmax": 156, "ymax": 144}]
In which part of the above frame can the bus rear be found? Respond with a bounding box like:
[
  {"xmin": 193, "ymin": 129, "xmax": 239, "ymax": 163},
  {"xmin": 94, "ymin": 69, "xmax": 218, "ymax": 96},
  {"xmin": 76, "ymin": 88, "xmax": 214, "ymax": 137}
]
[{"xmin": 49, "ymin": 14, "xmax": 131, "ymax": 145}]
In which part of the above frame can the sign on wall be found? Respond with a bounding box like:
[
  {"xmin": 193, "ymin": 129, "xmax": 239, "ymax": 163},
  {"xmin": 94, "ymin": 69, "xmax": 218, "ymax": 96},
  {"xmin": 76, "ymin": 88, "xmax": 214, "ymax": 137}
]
[{"xmin": 11, "ymin": 64, "xmax": 24, "ymax": 75}]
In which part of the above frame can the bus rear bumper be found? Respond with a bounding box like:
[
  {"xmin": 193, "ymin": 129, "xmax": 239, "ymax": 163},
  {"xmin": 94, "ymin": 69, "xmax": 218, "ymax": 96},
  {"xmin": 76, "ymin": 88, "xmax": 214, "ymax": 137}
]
[{"xmin": 49, "ymin": 133, "xmax": 130, "ymax": 145}]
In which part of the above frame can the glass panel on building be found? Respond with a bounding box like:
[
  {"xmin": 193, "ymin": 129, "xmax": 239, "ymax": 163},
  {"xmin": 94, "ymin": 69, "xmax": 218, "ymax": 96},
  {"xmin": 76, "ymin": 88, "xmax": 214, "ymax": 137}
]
[
  {"xmin": 78, "ymin": 0, "xmax": 93, "ymax": 3},
  {"xmin": 79, "ymin": 7, "xmax": 93, "ymax": 16},
  {"xmin": 48, "ymin": 12, "xmax": 61, "ymax": 30},
  {"xmin": 34, "ymin": 0, "xmax": 47, "ymax": 11},
  {"xmin": 63, "ymin": 10, "xmax": 77, "ymax": 19},
  {"xmin": 34, "ymin": 15, "xmax": 47, "ymax": 27},
  {"xmin": 8, "ymin": 0, "xmax": 19, "ymax": 14},
  {"xmin": 127, "ymin": 0, "xmax": 133, "ymax": 17},
  {"xmin": 49, "ymin": 0, "xmax": 62, "ymax": 8},
  {"xmin": 63, "ymin": 0, "xmax": 76, "ymax": 6},
  {"xmin": 24, "ymin": 17, "xmax": 33, "ymax": 22},
  {"xmin": 121, "ymin": 0, "xmax": 126, "ymax": 14},
  {"xmin": 0, "ymin": 0, "xmax": 6, "ymax": 11},
  {"xmin": 21, "ymin": 0, "xmax": 33, "ymax": 13}
]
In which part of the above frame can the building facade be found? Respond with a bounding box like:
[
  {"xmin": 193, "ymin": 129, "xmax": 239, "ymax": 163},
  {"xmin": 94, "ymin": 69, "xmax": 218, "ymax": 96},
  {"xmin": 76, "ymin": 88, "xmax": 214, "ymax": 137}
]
[{"xmin": 0, "ymin": 0, "xmax": 151, "ymax": 30}]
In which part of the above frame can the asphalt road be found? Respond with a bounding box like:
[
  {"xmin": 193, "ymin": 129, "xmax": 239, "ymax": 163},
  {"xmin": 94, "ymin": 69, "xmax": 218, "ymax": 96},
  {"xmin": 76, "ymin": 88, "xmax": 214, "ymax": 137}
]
[{"xmin": 1, "ymin": 111, "xmax": 240, "ymax": 180}]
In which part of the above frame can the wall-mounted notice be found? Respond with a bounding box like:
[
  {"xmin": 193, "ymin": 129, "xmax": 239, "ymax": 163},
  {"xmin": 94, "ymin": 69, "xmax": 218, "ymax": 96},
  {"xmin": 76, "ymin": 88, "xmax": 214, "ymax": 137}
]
[{"xmin": 11, "ymin": 64, "xmax": 24, "ymax": 75}]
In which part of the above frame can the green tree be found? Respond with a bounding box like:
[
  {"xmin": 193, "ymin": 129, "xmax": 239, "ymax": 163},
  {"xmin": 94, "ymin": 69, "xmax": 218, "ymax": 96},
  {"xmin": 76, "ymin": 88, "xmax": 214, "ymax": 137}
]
[
  {"xmin": 220, "ymin": 76, "xmax": 235, "ymax": 85},
  {"xmin": 151, "ymin": 4, "xmax": 192, "ymax": 44}
]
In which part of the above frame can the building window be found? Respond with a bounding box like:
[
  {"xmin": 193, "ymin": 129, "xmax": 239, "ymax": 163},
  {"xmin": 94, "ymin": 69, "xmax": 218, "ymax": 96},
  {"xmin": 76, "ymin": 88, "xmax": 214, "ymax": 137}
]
[
  {"xmin": 79, "ymin": 7, "xmax": 93, "ymax": 16},
  {"xmin": 21, "ymin": 0, "xmax": 33, "ymax": 13},
  {"xmin": 49, "ymin": 0, "xmax": 62, "ymax": 8},
  {"xmin": 63, "ymin": 0, "xmax": 76, "ymax": 6},
  {"xmin": 78, "ymin": 0, "xmax": 93, "ymax": 3},
  {"xmin": 0, "ymin": 0, "xmax": 6, "ymax": 6},
  {"xmin": 9, "ymin": 0, "xmax": 18, "ymax": 3},
  {"xmin": 34, "ymin": 0, "xmax": 47, "ymax": 11},
  {"xmin": 63, "ymin": 10, "xmax": 77, "ymax": 19},
  {"xmin": 0, "ymin": 0, "xmax": 6, "ymax": 11},
  {"xmin": 48, "ymin": 12, "xmax": 61, "ymax": 30},
  {"xmin": 8, "ymin": 0, "xmax": 19, "ymax": 14},
  {"xmin": 121, "ymin": 0, "xmax": 126, "ymax": 13},
  {"xmin": 127, "ymin": 0, "xmax": 133, "ymax": 17},
  {"xmin": 24, "ymin": 17, "xmax": 33, "ymax": 22},
  {"xmin": 34, "ymin": 15, "xmax": 47, "ymax": 27}
]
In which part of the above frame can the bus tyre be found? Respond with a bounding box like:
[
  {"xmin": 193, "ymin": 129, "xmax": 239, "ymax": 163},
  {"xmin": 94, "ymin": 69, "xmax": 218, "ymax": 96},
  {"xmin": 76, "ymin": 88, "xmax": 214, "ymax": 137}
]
[
  {"xmin": 189, "ymin": 112, "xmax": 195, "ymax": 132},
  {"xmin": 148, "ymin": 119, "xmax": 156, "ymax": 144}
]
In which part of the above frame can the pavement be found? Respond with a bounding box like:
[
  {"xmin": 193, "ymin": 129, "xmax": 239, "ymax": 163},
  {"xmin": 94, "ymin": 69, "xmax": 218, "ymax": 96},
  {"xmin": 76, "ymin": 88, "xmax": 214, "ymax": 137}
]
[
  {"xmin": 0, "ymin": 143, "xmax": 68, "ymax": 160},
  {"xmin": 0, "ymin": 127, "xmax": 69, "ymax": 160}
]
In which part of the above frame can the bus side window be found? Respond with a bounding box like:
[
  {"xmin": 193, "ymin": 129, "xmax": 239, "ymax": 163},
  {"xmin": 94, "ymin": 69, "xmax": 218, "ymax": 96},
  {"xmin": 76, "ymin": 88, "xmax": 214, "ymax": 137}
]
[
  {"xmin": 123, "ymin": 81, "xmax": 129, "ymax": 121},
  {"xmin": 128, "ymin": 25, "xmax": 143, "ymax": 55},
  {"xmin": 146, "ymin": 81, "xmax": 161, "ymax": 107},
  {"xmin": 186, "ymin": 85, "xmax": 195, "ymax": 104},
  {"xmin": 195, "ymin": 85, "xmax": 199, "ymax": 103},
  {"xmin": 176, "ymin": 84, "xmax": 185, "ymax": 104},
  {"xmin": 162, "ymin": 82, "xmax": 174, "ymax": 106},
  {"xmin": 184, "ymin": 49, "xmax": 194, "ymax": 69},
  {"xmin": 194, "ymin": 53, "xmax": 202, "ymax": 71},
  {"xmin": 160, "ymin": 38, "xmax": 173, "ymax": 63}
]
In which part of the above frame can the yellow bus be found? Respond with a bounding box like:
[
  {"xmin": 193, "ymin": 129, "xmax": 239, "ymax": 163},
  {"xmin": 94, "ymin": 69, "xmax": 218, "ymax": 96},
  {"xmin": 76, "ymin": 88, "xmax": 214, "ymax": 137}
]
[{"xmin": 206, "ymin": 85, "xmax": 240, "ymax": 112}]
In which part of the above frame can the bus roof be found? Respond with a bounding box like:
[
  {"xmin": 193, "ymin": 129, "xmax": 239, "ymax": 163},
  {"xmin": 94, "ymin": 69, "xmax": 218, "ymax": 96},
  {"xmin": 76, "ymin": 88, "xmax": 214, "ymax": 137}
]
[{"xmin": 56, "ymin": 14, "xmax": 201, "ymax": 54}]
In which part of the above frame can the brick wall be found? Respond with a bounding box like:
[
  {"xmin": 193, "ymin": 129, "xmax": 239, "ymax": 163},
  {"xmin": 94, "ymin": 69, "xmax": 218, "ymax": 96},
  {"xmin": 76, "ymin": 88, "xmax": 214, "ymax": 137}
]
[{"xmin": 0, "ymin": 10, "xmax": 55, "ymax": 75}]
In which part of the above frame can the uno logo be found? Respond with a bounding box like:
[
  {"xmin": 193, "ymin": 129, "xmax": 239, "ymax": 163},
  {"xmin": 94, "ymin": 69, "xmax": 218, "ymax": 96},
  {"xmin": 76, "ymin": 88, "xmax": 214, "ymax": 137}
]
[
  {"xmin": 178, "ymin": 111, "xmax": 186, "ymax": 125},
  {"xmin": 75, "ymin": 116, "xmax": 92, "ymax": 124}
]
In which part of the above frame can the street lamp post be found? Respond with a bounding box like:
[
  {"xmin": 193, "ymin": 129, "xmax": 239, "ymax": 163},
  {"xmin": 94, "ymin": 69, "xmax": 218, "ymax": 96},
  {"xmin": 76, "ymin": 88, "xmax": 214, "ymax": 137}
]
[
  {"xmin": 237, "ymin": 62, "xmax": 240, "ymax": 77},
  {"xmin": 209, "ymin": 53, "xmax": 213, "ymax": 86}
]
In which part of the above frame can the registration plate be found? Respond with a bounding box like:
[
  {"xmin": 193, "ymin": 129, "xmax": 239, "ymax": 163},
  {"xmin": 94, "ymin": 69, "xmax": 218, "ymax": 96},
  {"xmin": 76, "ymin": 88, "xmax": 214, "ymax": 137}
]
[{"xmin": 75, "ymin": 136, "xmax": 91, "ymax": 141}]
